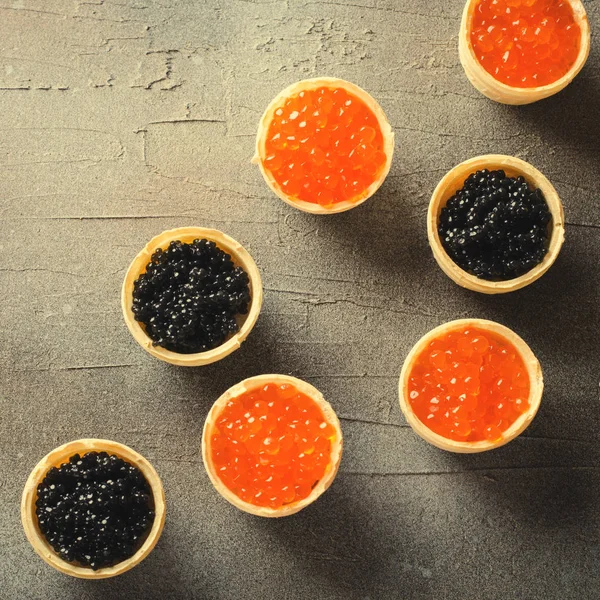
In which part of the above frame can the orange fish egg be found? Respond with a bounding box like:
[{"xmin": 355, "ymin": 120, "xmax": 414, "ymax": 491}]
[
  {"xmin": 210, "ymin": 383, "xmax": 337, "ymax": 509},
  {"xmin": 470, "ymin": 0, "xmax": 581, "ymax": 87},
  {"xmin": 407, "ymin": 326, "xmax": 530, "ymax": 442},
  {"xmin": 262, "ymin": 86, "xmax": 388, "ymax": 207}
]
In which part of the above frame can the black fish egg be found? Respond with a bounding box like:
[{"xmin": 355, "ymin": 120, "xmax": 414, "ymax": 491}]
[{"xmin": 438, "ymin": 170, "xmax": 551, "ymax": 281}]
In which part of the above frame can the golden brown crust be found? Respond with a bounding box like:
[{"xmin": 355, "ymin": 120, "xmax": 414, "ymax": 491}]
[
  {"xmin": 459, "ymin": 0, "xmax": 590, "ymax": 105},
  {"xmin": 253, "ymin": 77, "xmax": 394, "ymax": 214},
  {"xmin": 399, "ymin": 319, "xmax": 543, "ymax": 453},
  {"xmin": 21, "ymin": 439, "xmax": 166, "ymax": 579},
  {"xmin": 428, "ymin": 154, "xmax": 564, "ymax": 294},
  {"xmin": 121, "ymin": 227, "xmax": 263, "ymax": 366},
  {"xmin": 202, "ymin": 374, "xmax": 343, "ymax": 517}
]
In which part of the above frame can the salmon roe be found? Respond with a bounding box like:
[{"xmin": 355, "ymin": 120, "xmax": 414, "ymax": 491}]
[
  {"xmin": 408, "ymin": 327, "xmax": 531, "ymax": 442},
  {"xmin": 262, "ymin": 86, "xmax": 387, "ymax": 206},
  {"xmin": 210, "ymin": 383, "xmax": 337, "ymax": 509},
  {"xmin": 471, "ymin": 0, "xmax": 581, "ymax": 87}
]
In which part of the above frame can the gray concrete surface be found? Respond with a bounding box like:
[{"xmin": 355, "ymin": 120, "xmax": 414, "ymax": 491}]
[{"xmin": 1, "ymin": 1, "xmax": 599, "ymax": 598}]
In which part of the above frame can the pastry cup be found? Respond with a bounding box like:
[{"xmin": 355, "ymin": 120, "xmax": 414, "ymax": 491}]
[
  {"xmin": 459, "ymin": 0, "xmax": 590, "ymax": 105},
  {"xmin": 21, "ymin": 438, "xmax": 166, "ymax": 579},
  {"xmin": 122, "ymin": 227, "xmax": 263, "ymax": 366},
  {"xmin": 428, "ymin": 154, "xmax": 564, "ymax": 294},
  {"xmin": 252, "ymin": 77, "xmax": 394, "ymax": 214},
  {"xmin": 202, "ymin": 374, "xmax": 343, "ymax": 517},
  {"xmin": 399, "ymin": 319, "xmax": 543, "ymax": 453}
]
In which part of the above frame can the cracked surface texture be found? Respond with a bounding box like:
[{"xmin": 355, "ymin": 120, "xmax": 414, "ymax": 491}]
[{"xmin": 1, "ymin": 1, "xmax": 599, "ymax": 599}]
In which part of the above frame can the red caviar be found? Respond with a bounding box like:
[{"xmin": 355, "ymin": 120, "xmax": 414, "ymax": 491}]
[
  {"xmin": 408, "ymin": 327, "xmax": 530, "ymax": 442},
  {"xmin": 210, "ymin": 383, "xmax": 337, "ymax": 508},
  {"xmin": 471, "ymin": 0, "xmax": 581, "ymax": 87},
  {"xmin": 262, "ymin": 86, "xmax": 387, "ymax": 206}
]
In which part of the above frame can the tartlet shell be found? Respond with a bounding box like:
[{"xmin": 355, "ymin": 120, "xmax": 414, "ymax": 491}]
[
  {"xmin": 202, "ymin": 374, "xmax": 343, "ymax": 517},
  {"xmin": 122, "ymin": 227, "xmax": 263, "ymax": 367},
  {"xmin": 21, "ymin": 438, "xmax": 166, "ymax": 579},
  {"xmin": 253, "ymin": 77, "xmax": 395, "ymax": 214},
  {"xmin": 399, "ymin": 319, "xmax": 543, "ymax": 453},
  {"xmin": 459, "ymin": 0, "xmax": 591, "ymax": 105},
  {"xmin": 428, "ymin": 154, "xmax": 564, "ymax": 294}
]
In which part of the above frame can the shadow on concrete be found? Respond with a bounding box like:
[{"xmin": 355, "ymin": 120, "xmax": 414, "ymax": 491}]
[
  {"xmin": 313, "ymin": 175, "xmax": 431, "ymax": 283},
  {"xmin": 516, "ymin": 73, "xmax": 600, "ymax": 165},
  {"xmin": 250, "ymin": 476, "xmax": 433, "ymax": 600}
]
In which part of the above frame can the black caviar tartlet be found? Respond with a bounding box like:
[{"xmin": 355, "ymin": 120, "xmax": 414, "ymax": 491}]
[
  {"xmin": 22, "ymin": 439, "xmax": 165, "ymax": 579},
  {"xmin": 122, "ymin": 228, "xmax": 263, "ymax": 366},
  {"xmin": 36, "ymin": 452, "xmax": 154, "ymax": 570},
  {"xmin": 132, "ymin": 239, "xmax": 251, "ymax": 354},
  {"xmin": 438, "ymin": 169, "xmax": 551, "ymax": 281},
  {"xmin": 428, "ymin": 155, "xmax": 564, "ymax": 295}
]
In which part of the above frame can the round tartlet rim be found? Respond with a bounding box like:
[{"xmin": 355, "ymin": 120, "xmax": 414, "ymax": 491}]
[
  {"xmin": 427, "ymin": 154, "xmax": 565, "ymax": 294},
  {"xmin": 21, "ymin": 438, "xmax": 166, "ymax": 579},
  {"xmin": 458, "ymin": 0, "xmax": 591, "ymax": 105},
  {"xmin": 252, "ymin": 76, "xmax": 395, "ymax": 214},
  {"xmin": 201, "ymin": 374, "xmax": 343, "ymax": 517},
  {"xmin": 398, "ymin": 318, "xmax": 544, "ymax": 453},
  {"xmin": 121, "ymin": 226, "xmax": 263, "ymax": 367}
]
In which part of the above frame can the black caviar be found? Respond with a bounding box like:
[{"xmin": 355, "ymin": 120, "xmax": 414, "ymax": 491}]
[
  {"xmin": 438, "ymin": 169, "xmax": 551, "ymax": 281},
  {"xmin": 132, "ymin": 239, "xmax": 251, "ymax": 354},
  {"xmin": 36, "ymin": 452, "xmax": 154, "ymax": 570}
]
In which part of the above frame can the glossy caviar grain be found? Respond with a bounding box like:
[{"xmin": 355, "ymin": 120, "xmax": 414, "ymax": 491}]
[
  {"xmin": 132, "ymin": 239, "xmax": 251, "ymax": 354},
  {"xmin": 471, "ymin": 0, "xmax": 581, "ymax": 87},
  {"xmin": 263, "ymin": 86, "xmax": 387, "ymax": 206},
  {"xmin": 211, "ymin": 383, "xmax": 337, "ymax": 508},
  {"xmin": 438, "ymin": 169, "xmax": 551, "ymax": 280},
  {"xmin": 36, "ymin": 452, "xmax": 154, "ymax": 570},
  {"xmin": 408, "ymin": 327, "xmax": 531, "ymax": 442}
]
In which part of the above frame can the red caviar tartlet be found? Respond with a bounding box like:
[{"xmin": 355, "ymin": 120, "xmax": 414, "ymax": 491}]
[
  {"xmin": 399, "ymin": 319, "xmax": 543, "ymax": 453},
  {"xmin": 202, "ymin": 375, "xmax": 343, "ymax": 517},
  {"xmin": 459, "ymin": 0, "xmax": 590, "ymax": 104},
  {"xmin": 253, "ymin": 77, "xmax": 394, "ymax": 214}
]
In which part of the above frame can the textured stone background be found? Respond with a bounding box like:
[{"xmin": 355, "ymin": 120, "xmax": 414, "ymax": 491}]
[{"xmin": 1, "ymin": 1, "xmax": 599, "ymax": 598}]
